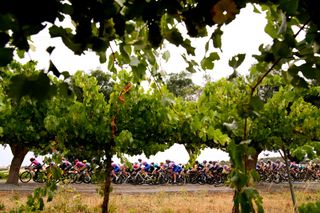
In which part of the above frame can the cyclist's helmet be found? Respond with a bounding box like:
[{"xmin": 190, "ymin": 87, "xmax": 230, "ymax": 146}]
[
  {"xmin": 83, "ymin": 160, "xmax": 87, "ymax": 163},
  {"xmin": 74, "ymin": 159, "xmax": 79, "ymax": 163},
  {"xmin": 203, "ymin": 160, "xmax": 207, "ymax": 164},
  {"xmin": 30, "ymin": 157, "xmax": 35, "ymax": 161}
]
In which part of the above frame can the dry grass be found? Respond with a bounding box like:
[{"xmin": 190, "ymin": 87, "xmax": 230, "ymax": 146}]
[{"xmin": 0, "ymin": 187, "xmax": 320, "ymax": 213}]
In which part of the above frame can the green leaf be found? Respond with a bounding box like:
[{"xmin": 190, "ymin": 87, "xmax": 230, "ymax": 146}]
[
  {"xmin": 108, "ymin": 54, "xmax": 115, "ymax": 72},
  {"xmin": 48, "ymin": 60, "xmax": 60, "ymax": 77},
  {"xmin": 291, "ymin": 75, "xmax": 309, "ymax": 88},
  {"xmin": 205, "ymin": 40, "xmax": 209, "ymax": 53},
  {"xmin": 201, "ymin": 52, "xmax": 220, "ymax": 70},
  {"xmin": 166, "ymin": 28, "xmax": 183, "ymax": 46},
  {"xmin": 265, "ymin": 22, "xmax": 278, "ymax": 39},
  {"xmin": 211, "ymin": 27, "xmax": 223, "ymax": 50},
  {"xmin": 46, "ymin": 46, "xmax": 55, "ymax": 55},
  {"xmin": 272, "ymin": 40, "xmax": 291, "ymax": 58},
  {"xmin": 186, "ymin": 64, "xmax": 197, "ymax": 73},
  {"xmin": 291, "ymin": 147, "xmax": 306, "ymax": 161},
  {"xmin": 16, "ymin": 49, "xmax": 25, "ymax": 58},
  {"xmin": 279, "ymin": 0, "xmax": 299, "ymax": 16},
  {"xmin": 300, "ymin": 63, "xmax": 320, "ymax": 81},
  {"xmin": 98, "ymin": 51, "xmax": 107, "ymax": 63},
  {"xmin": 201, "ymin": 58, "xmax": 214, "ymax": 70},
  {"xmin": 119, "ymin": 45, "xmax": 130, "ymax": 64},
  {"xmin": 185, "ymin": 59, "xmax": 198, "ymax": 73},
  {"xmin": 0, "ymin": 48, "xmax": 14, "ymax": 67},
  {"xmin": 181, "ymin": 39, "xmax": 195, "ymax": 55},
  {"xmin": 0, "ymin": 14, "xmax": 15, "ymax": 30},
  {"xmin": 123, "ymin": 45, "xmax": 132, "ymax": 55},
  {"xmin": 229, "ymin": 53, "xmax": 246, "ymax": 69},
  {"xmin": 61, "ymin": 3, "xmax": 74, "ymax": 15},
  {"xmin": 61, "ymin": 71, "xmax": 70, "ymax": 79},
  {"xmin": 162, "ymin": 50, "xmax": 170, "ymax": 62},
  {"xmin": 251, "ymin": 95, "xmax": 264, "ymax": 112}
]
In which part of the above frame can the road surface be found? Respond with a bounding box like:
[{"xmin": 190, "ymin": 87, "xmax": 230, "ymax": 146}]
[{"xmin": 0, "ymin": 181, "xmax": 319, "ymax": 194}]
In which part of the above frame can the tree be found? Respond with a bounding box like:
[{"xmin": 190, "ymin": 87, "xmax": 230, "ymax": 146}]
[
  {"xmin": 195, "ymin": 76, "xmax": 266, "ymax": 212},
  {"xmin": 90, "ymin": 70, "xmax": 115, "ymax": 101},
  {"xmin": 165, "ymin": 71, "xmax": 201, "ymax": 101},
  {"xmin": 0, "ymin": 61, "xmax": 56, "ymax": 184},
  {"xmin": 250, "ymin": 85, "xmax": 320, "ymax": 212},
  {"xmin": 45, "ymin": 70, "xmax": 177, "ymax": 212}
]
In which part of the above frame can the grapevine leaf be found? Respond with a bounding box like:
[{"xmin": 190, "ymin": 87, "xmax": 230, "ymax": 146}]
[
  {"xmin": 279, "ymin": 0, "xmax": 299, "ymax": 16},
  {"xmin": 0, "ymin": 48, "xmax": 14, "ymax": 66},
  {"xmin": 162, "ymin": 50, "xmax": 170, "ymax": 62},
  {"xmin": 229, "ymin": 54, "xmax": 246, "ymax": 69}
]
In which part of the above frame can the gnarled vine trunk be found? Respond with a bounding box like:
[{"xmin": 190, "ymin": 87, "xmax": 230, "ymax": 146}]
[
  {"xmin": 6, "ymin": 144, "xmax": 29, "ymax": 185},
  {"xmin": 101, "ymin": 152, "xmax": 112, "ymax": 213},
  {"xmin": 244, "ymin": 151, "xmax": 260, "ymax": 172}
]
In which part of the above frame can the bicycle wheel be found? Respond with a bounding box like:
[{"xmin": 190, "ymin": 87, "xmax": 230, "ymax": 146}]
[
  {"xmin": 19, "ymin": 171, "xmax": 32, "ymax": 183},
  {"xmin": 83, "ymin": 175, "xmax": 91, "ymax": 184}
]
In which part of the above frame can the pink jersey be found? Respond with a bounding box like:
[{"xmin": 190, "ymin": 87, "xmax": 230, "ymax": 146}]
[
  {"xmin": 75, "ymin": 161, "xmax": 85, "ymax": 168},
  {"xmin": 31, "ymin": 159, "xmax": 41, "ymax": 166}
]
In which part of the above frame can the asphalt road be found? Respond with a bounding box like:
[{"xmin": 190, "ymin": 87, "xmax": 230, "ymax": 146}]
[{"xmin": 0, "ymin": 181, "xmax": 319, "ymax": 194}]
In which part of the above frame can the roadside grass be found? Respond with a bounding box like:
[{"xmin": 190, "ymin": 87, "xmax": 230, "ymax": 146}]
[
  {"xmin": 0, "ymin": 188, "xmax": 320, "ymax": 212},
  {"xmin": 0, "ymin": 171, "xmax": 8, "ymax": 180}
]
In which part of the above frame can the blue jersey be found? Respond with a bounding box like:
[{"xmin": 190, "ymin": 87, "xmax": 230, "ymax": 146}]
[
  {"xmin": 113, "ymin": 165, "xmax": 120, "ymax": 173},
  {"xmin": 144, "ymin": 163, "xmax": 151, "ymax": 172},
  {"xmin": 173, "ymin": 164, "xmax": 182, "ymax": 173}
]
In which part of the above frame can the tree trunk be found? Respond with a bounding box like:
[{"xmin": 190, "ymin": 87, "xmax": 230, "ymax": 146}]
[
  {"xmin": 245, "ymin": 149, "xmax": 261, "ymax": 186},
  {"xmin": 6, "ymin": 144, "xmax": 29, "ymax": 185},
  {"xmin": 232, "ymin": 189, "xmax": 240, "ymax": 213},
  {"xmin": 281, "ymin": 148, "xmax": 298, "ymax": 213},
  {"xmin": 245, "ymin": 150, "xmax": 260, "ymax": 172},
  {"xmin": 232, "ymin": 148, "xmax": 261, "ymax": 213},
  {"xmin": 101, "ymin": 153, "xmax": 112, "ymax": 213}
]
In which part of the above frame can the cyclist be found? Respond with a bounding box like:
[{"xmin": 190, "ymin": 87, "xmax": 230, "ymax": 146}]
[
  {"xmin": 171, "ymin": 162, "xmax": 183, "ymax": 184},
  {"xmin": 142, "ymin": 161, "xmax": 151, "ymax": 174},
  {"xmin": 222, "ymin": 164, "xmax": 231, "ymax": 174},
  {"xmin": 132, "ymin": 162, "xmax": 140, "ymax": 172},
  {"xmin": 266, "ymin": 160, "xmax": 276, "ymax": 171},
  {"xmin": 256, "ymin": 160, "xmax": 266, "ymax": 171},
  {"xmin": 59, "ymin": 157, "xmax": 72, "ymax": 173},
  {"xmin": 111, "ymin": 162, "xmax": 121, "ymax": 180},
  {"xmin": 82, "ymin": 160, "xmax": 92, "ymax": 175},
  {"xmin": 274, "ymin": 159, "xmax": 285, "ymax": 171},
  {"xmin": 28, "ymin": 157, "xmax": 42, "ymax": 178},
  {"xmin": 73, "ymin": 159, "xmax": 86, "ymax": 173}
]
